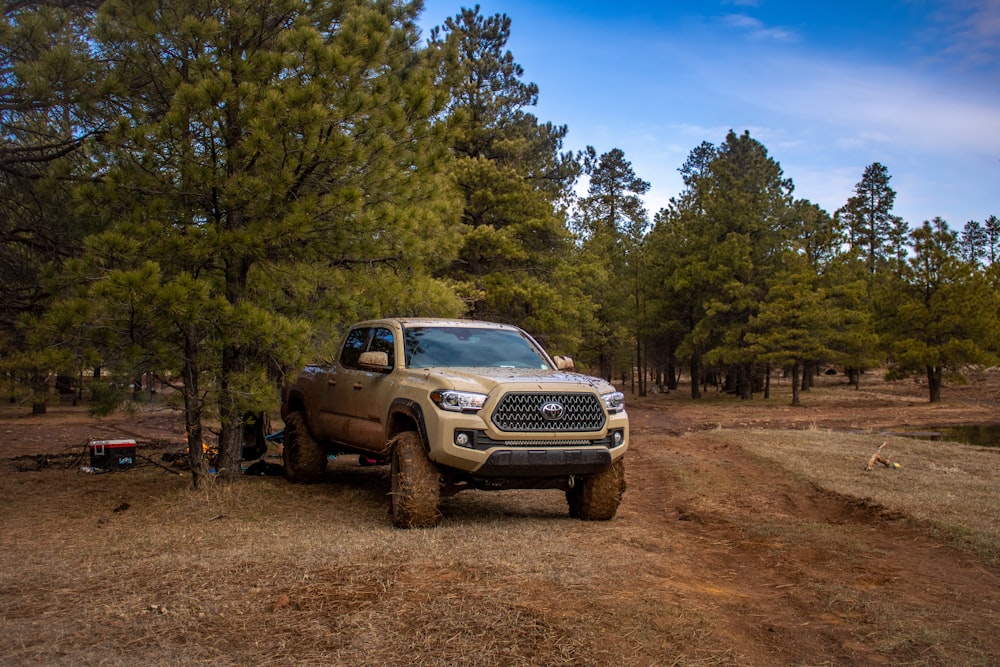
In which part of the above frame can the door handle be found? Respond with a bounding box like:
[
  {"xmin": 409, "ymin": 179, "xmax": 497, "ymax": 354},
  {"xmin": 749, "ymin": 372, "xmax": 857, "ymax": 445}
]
[
  {"xmin": 327, "ymin": 378, "xmax": 337, "ymax": 386},
  {"xmin": 353, "ymin": 383, "xmax": 363, "ymax": 391}
]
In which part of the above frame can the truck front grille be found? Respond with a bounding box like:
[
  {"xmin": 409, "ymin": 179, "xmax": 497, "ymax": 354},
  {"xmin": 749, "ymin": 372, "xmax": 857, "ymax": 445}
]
[{"xmin": 491, "ymin": 392, "xmax": 606, "ymax": 432}]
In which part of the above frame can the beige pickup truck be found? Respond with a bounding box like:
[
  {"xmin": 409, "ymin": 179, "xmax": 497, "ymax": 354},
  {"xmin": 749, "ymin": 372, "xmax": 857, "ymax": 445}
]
[{"xmin": 280, "ymin": 318, "xmax": 628, "ymax": 528}]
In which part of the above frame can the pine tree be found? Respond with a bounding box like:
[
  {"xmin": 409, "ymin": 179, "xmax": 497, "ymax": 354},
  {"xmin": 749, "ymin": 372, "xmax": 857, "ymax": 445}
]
[
  {"xmin": 432, "ymin": 7, "xmax": 589, "ymax": 353},
  {"xmin": 692, "ymin": 130, "xmax": 794, "ymax": 399},
  {"xmin": 821, "ymin": 254, "xmax": 881, "ymax": 389},
  {"xmin": 575, "ymin": 147, "xmax": 649, "ymax": 386},
  {"xmin": 984, "ymin": 215, "xmax": 1000, "ymax": 265},
  {"xmin": 838, "ymin": 162, "xmax": 900, "ymax": 276},
  {"xmin": 785, "ymin": 199, "xmax": 846, "ymax": 390},
  {"xmin": 37, "ymin": 0, "xmax": 457, "ymax": 483},
  {"xmin": 1, "ymin": 0, "xmax": 107, "ymax": 411},
  {"xmin": 879, "ymin": 218, "xmax": 1000, "ymax": 402},
  {"xmin": 745, "ymin": 252, "xmax": 837, "ymax": 406},
  {"xmin": 646, "ymin": 142, "xmax": 718, "ymax": 398},
  {"xmin": 960, "ymin": 219, "xmax": 989, "ymax": 264}
]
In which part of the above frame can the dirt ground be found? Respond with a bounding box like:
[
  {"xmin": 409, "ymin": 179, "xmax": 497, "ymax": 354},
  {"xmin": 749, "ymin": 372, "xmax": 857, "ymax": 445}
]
[{"xmin": 2, "ymin": 371, "xmax": 1000, "ymax": 665}]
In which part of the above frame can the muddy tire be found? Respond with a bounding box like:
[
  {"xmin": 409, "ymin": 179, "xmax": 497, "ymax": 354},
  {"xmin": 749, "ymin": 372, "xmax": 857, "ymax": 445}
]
[
  {"xmin": 567, "ymin": 459, "xmax": 626, "ymax": 521},
  {"xmin": 282, "ymin": 411, "xmax": 327, "ymax": 484},
  {"xmin": 390, "ymin": 431, "xmax": 441, "ymax": 528}
]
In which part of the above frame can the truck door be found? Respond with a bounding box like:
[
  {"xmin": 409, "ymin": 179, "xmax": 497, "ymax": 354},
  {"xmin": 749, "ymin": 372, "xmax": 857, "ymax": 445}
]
[
  {"xmin": 333, "ymin": 326, "xmax": 396, "ymax": 451},
  {"xmin": 344, "ymin": 327, "xmax": 396, "ymax": 452},
  {"xmin": 318, "ymin": 326, "xmax": 371, "ymax": 445},
  {"xmin": 350, "ymin": 326, "xmax": 396, "ymax": 450}
]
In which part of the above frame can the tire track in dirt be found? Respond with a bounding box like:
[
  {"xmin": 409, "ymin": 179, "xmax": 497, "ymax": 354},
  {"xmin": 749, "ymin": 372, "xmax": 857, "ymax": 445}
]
[{"xmin": 616, "ymin": 403, "xmax": 1000, "ymax": 665}]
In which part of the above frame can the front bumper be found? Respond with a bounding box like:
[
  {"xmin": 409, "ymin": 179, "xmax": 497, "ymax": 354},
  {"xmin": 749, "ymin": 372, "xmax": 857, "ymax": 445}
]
[
  {"xmin": 424, "ymin": 409, "xmax": 629, "ymax": 477},
  {"xmin": 475, "ymin": 447, "xmax": 613, "ymax": 477}
]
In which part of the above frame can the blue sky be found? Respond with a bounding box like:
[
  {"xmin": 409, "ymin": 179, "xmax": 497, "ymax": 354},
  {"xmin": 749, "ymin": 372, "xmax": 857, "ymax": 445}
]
[{"xmin": 418, "ymin": 0, "xmax": 1000, "ymax": 231}]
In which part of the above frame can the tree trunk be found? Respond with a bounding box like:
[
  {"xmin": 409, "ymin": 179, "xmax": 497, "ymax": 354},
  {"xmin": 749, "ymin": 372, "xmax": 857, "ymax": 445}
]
[
  {"xmin": 217, "ymin": 224, "xmax": 251, "ymax": 482},
  {"xmin": 182, "ymin": 328, "xmax": 209, "ymax": 489},
  {"xmin": 791, "ymin": 361, "xmax": 801, "ymax": 406},
  {"xmin": 636, "ymin": 338, "xmax": 645, "ymax": 397},
  {"xmin": 927, "ymin": 365, "xmax": 943, "ymax": 403},
  {"xmin": 750, "ymin": 366, "xmax": 766, "ymax": 394},
  {"xmin": 218, "ymin": 410, "xmax": 244, "ymax": 480},
  {"xmin": 32, "ymin": 373, "xmax": 47, "ymax": 414},
  {"xmin": 723, "ymin": 369, "xmax": 735, "ymax": 394},
  {"xmin": 689, "ymin": 355, "xmax": 701, "ymax": 399},
  {"xmin": 738, "ymin": 364, "xmax": 752, "ymax": 400},
  {"xmin": 216, "ymin": 344, "xmax": 245, "ymax": 481}
]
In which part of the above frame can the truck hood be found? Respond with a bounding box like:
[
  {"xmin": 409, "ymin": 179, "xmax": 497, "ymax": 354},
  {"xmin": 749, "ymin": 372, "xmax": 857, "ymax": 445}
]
[{"xmin": 421, "ymin": 367, "xmax": 618, "ymax": 396}]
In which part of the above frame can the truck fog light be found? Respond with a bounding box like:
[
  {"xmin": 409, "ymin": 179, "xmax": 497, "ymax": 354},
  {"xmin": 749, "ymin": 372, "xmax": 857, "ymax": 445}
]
[
  {"xmin": 455, "ymin": 431, "xmax": 471, "ymax": 447},
  {"xmin": 612, "ymin": 430, "xmax": 624, "ymax": 447}
]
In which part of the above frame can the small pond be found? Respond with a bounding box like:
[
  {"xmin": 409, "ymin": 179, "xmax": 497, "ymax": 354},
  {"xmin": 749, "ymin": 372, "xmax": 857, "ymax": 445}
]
[{"xmin": 882, "ymin": 424, "xmax": 1000, "ymax": 448}]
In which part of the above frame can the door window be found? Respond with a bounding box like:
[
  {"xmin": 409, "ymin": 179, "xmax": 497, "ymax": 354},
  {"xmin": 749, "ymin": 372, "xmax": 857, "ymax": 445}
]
[
  {"xmin": 340, "ymin": 328, "xmax": 371, "ymax": 369},
  {"xmin": 369, "ymin": 328, "xmax": 395, "ymax": 368}
]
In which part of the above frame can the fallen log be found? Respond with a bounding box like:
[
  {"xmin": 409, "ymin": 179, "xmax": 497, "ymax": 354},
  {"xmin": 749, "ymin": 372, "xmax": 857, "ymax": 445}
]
[{"xmin": 865, "ymin": 442, "xmax": 900, "ymax": 471}]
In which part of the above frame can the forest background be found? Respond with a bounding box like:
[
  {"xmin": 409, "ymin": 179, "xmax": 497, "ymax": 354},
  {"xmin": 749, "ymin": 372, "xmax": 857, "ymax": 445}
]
[{"xmin": 2, "ymin": 0, "xmax": 999, "ymax": 481}]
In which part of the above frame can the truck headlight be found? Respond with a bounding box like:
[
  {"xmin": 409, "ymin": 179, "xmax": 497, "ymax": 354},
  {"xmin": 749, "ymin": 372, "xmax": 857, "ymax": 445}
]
[
  {"xmin": 431, "ymin": 389, "xmax": 488, "ymax": 413},
  {"xmin": 602, "ymin": 391, "xmax": 625, "ymax": 414}
]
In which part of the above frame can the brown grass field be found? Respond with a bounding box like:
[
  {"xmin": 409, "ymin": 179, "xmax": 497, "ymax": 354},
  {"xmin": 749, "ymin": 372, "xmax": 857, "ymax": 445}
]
[{"xmin": 2, "ymin": 370, "xmax": 999, "ymax": 666}]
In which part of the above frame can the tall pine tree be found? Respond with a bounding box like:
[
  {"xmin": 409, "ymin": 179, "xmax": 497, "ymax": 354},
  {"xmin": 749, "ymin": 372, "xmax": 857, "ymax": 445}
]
[
  {"xmin": 1, "ymin": 0, "xmax": 107, "ymax": 411},
  {"xmin": 432, "ymin": 7, "xmax": 589, "ymax": 353},
  {"xmin": 575, "ymin": 147, "xmax": 650, "ymax": 387},
  {"xmin": 838, "ymin": 162, "xmax": 902, "ymax": 276},
  {"xmin": 691, "ymin": 130, "xmax": 794, "ymax": 399},
  {"xmin": 646, "ymin": 141, "xmax": 719, "ymax": 397},
  {"xmin": 37, "ymin": 0, "xmax": 457, "ymax": 483}
]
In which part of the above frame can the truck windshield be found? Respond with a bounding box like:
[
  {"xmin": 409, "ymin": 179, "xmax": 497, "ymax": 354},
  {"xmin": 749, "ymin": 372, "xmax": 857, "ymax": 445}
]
[{"xmin": 403, "ymin": 326, "xmax": 552, "ymax": 369}]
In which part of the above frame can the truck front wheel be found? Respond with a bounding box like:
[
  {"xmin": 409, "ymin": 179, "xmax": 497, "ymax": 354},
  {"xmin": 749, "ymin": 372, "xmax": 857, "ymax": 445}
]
[
  {"xmin": 390, "ymin": 431, "xmax": 441, "ymax": 528},
  {"xmin": 566, "ymin": 459, "xmax": 626, "ymax": 521},
  {"xmin": 282, "ymin": 411, "xmax": 327, "ymax": 483}
]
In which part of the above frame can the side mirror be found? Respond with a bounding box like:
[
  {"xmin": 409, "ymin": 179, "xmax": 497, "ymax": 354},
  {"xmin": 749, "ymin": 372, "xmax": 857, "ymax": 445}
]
[
  {"xmin": 359, "ymin": 351, "xmax": 392, "ymax": 373},
  {"xmin": 553, "ymin": 355, "xmax": 575, "ymax": 371}
]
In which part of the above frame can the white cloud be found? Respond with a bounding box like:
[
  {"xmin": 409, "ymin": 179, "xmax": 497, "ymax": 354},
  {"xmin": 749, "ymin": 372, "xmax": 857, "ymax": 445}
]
[
  {"xmin": 720, "ymin": 13, "xmax": 798, "ymax": 41},
  {"xmin": 723, "ymin": 55, "xmax": 1000, "ymax": 158},
  {"xmin": 936, "ymin": 0, "xmax": 1000, "ymax": 71}
]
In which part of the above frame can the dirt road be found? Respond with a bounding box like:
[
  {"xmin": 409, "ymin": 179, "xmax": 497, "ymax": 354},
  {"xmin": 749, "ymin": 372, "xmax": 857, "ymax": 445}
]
[{"xmin": 620, "ymin": 399, "xmax": 1000, "ymax": 664}]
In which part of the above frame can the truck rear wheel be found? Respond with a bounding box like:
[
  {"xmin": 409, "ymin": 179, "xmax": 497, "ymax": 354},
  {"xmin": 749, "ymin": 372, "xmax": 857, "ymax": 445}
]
[
  {"xmin": 567, "ymin": 459, "xmax": 626, "ymax": 521},
  {"xmin": 390, "ymin": 431, "xmax": 441, "ymax": 528},
  {"xmin": 282, "ymin": 411, "xmax": 326, "ymax": 483}
]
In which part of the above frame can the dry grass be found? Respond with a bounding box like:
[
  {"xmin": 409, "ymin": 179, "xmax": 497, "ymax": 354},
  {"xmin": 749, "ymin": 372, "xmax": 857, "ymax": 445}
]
[
  {"xmin": 716, "ymin": 429, "xmax": 1000, "ymax": 560},
  {"xmin": 0, "ymin": 461, "xmax": 708, "ymax": 666}
]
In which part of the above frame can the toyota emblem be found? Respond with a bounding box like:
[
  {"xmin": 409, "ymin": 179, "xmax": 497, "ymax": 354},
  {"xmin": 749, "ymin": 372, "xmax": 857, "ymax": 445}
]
[{"xmin": 540, "ymin": 401, "xmax": 565, "ymax": 421}]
